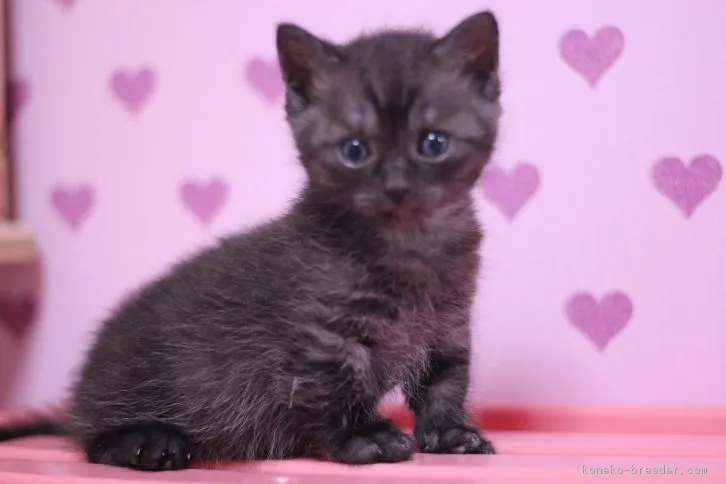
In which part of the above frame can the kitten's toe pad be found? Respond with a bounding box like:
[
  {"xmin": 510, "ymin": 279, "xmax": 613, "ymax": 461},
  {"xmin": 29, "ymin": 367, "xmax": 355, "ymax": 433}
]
[
  {"xmin": 416, "ymin": 425, "xmax": 495, "ymax": 455},
  {"xmin": 88, "ymin": 424, "xmax": 193, "ymax": 471},
  {"xmin": 333, "ymin": 427, "xmax": 415, "ymax": 464}
]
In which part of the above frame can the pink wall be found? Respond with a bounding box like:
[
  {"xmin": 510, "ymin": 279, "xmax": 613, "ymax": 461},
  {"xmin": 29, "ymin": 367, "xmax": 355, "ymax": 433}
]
[{"xmin": 3, "ymin": 0, "xmax": 725, "ymax": 408}]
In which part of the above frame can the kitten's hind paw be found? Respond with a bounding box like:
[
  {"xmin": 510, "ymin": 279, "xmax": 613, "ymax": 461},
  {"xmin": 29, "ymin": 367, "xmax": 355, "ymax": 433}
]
[
  {"xmin": 416, "ymin": 424, "xmax": 495, "ymax": 455},
  {"xmin": 86, "ymin": 424, "xmax": 193, "ymax": 471},
  {"xmin": 331, "ymin": 423, "xmax": 415, "ymax": 465}
]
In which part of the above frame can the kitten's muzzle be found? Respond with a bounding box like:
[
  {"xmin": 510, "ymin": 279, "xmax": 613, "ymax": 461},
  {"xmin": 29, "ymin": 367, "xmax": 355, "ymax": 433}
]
[
  {"xmin": 384, "ymin": 185, "xmax": 410, "ymax": 204},
  {"xmin": 382, "ymin": 168, "xmax": 412, "ymax": 205},
  {"xmin": 377, "ymin": 198, "xmax": 423, "ymax": 224}
]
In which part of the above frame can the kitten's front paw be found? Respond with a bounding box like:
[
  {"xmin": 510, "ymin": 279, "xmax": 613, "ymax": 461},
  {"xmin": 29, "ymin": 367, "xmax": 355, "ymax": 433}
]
[
  {"xmin": 415, "ymin": 424, "xmax": 495, "ymax": 455},
  {"xmin": 87, "ymin": 424, "xmax": 193, "ymax": 471},
  {"xmin": 331, "ymin": 425, "xmax": 415, "ymax": 465}
]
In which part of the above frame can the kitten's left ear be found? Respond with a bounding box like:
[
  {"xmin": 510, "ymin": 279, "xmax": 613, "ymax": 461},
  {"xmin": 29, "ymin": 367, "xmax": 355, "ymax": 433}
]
[
  {"xmin": 432, "ymin": 11, "xmax": 499, "ymax": 79},
  {"xmin": 276, "ymin": 23, "xmax": 343, "ymax": 111}
]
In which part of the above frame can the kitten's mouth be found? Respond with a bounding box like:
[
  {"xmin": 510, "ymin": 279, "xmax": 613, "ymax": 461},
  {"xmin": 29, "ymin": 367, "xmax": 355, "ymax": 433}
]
[
  {"xmin": 377, "ymin": 203, "xmax": 423, "ymax": 224},
  {"xmin": 351, "ymin": 196, "xmax": 430, "ymax": 225}
]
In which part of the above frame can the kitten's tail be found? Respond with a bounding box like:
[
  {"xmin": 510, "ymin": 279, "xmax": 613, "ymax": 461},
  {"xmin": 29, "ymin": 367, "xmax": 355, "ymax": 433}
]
[
  {"xmin": 0, "ymin": 420, "xmax": 66, "ymax": 440},
  {"xmin": 0, "ymin": 405, "xmax": 68, "ymax": 441}
]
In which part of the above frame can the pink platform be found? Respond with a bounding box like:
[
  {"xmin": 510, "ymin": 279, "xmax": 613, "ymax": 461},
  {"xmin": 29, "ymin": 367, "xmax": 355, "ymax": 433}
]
[{"xmin": 0, "ymin": 406, "xmax": 724, "ymax": 483}]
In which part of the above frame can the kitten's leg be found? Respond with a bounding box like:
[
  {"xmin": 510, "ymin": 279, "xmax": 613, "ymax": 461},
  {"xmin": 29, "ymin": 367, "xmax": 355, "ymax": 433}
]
[
  {"xmin": 327, "ymin": 411, "xmax": 415, "ymax": 465},
  {"xmin": 405, "ymin": 330, "xmax": 495, "ymax": 455},
  {"xmin": 85, "ymin": 423, "xmax": 194, "ymax": 471}
]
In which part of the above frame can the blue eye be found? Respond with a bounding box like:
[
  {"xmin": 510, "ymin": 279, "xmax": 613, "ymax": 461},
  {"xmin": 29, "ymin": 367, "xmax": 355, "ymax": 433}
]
[
  {"xmin": 338, "ymin": 138, "xmax": 371, "ymax": 166},
  {"xmin": 418, "ymin": 132, "xmax": 450, "ymax": 160}
]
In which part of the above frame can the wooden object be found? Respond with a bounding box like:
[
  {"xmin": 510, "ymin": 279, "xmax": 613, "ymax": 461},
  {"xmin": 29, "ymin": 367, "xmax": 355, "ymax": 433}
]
[
  {"xmin": 0, "ymin": 222, "xmax": 34, "ymax": 264},
  {"xmin": 0, "ymin": 1, "xmax": 35, "ymax": 266},
  {"xmin": 0, "ymin": 0, "xmax": 8, "ymax": 220}
]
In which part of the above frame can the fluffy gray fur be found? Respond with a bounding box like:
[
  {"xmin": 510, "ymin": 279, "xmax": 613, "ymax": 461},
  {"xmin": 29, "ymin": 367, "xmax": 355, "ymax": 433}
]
[{"xmin": 0, "ymin": 10, "xmax": 502, "ymax": 471}]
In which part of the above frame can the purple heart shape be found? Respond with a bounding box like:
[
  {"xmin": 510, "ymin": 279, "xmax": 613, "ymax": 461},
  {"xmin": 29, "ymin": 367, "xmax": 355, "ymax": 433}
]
[
  {"xmin": 560, "ymin": 26, "xmax": 624, "ymax": 88},
  {"xmin": 480, "ymin": 163, "xmax": 540, "ymax": 221},
  {"xmin": 245, "ymin": 58, "xmax": 284, "ymax": 104},
  {"xmin": 8, "ymin": 78, "xmax": 30, "ymax": 121},
  {"xmin": 110, "ymin": 67, "xmax": 156, "ymax": 115},
  {"xmin": 652, "ymin": 155, "xmax": 722, "ymax": 219},
  {"xmin": 0, "ymin": 296, "xmax": 36, "ymax": 339},
  {"xmin": 566, "ymin": 292, "xmax": 633, "ymax": 352},
  {"xmin": 52, "ymin": 0, "xmax": 78, "ymax": 9},
  {"xmin": 180, "ymin": 179, "xmax": 228, "ymax": 226},
  {"xmin": 51, "ymin": 184, "xmax": 95, "ymax": 230}
]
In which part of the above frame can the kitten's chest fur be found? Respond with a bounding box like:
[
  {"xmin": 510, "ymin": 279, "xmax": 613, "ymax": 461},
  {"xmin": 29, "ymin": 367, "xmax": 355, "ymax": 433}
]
[{"xmin": 309, "ymin": 198, "xmax": 482, "ymax": 389}]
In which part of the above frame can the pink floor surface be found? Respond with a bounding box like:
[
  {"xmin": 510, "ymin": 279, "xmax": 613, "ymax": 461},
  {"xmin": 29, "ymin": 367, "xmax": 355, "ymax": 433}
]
[{"xmin": 0, "ymin": 431, "xmax": 723, "ymax": 483}]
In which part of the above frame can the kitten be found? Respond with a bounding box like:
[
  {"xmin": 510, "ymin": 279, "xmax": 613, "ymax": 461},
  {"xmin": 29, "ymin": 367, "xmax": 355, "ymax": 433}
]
[{"xmin": 0, "ymin": 10, "xmax": 501, "ymax": 471}]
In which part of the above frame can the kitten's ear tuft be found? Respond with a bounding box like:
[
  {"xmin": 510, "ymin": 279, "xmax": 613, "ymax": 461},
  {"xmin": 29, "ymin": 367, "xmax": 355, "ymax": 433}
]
[
  {"xmin": 433, "ymin": 11, "xmax": 499, "ymax": 79},
  {"xmin": 276, "ymin": 23, "xmax": 342, "ymax": 110}
]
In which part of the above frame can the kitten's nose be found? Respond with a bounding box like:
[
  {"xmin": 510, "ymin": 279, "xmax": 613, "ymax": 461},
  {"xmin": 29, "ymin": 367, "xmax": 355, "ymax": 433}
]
[{"xmin": 383, "ymin": 160, "xmax": 411, "ymax": 204}]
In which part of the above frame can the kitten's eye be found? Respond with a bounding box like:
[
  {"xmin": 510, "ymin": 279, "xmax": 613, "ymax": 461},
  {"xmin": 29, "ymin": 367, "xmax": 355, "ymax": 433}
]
[
  {"xmin": 338, "ymin": 138, "xmax": 371, "ymax": 167},
  {"xmin": 418, "ymin": 132, "xmax": 450, "ymax": 161}
]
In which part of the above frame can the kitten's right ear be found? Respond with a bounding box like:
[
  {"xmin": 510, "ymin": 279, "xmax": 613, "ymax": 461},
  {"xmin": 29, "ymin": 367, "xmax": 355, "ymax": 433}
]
[
  {"xmin": 432, "ymin": 11, "xmax": 499, "ymax": 84},
  {"xmin": 276, "ymin": 23, "xmax": 342, "ymax": 111}
]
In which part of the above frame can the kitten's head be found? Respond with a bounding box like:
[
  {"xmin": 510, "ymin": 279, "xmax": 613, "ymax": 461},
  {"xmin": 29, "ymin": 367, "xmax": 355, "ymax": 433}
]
[{"xmin": 276, "ymin": 12, "xmax": 501, "ymax": 224}]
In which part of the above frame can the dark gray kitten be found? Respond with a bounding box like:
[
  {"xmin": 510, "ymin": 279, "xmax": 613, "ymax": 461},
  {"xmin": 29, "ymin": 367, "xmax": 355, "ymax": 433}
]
[{"xmin": 0, "ymin": 10, "xmax": 501, "ymax": 471}]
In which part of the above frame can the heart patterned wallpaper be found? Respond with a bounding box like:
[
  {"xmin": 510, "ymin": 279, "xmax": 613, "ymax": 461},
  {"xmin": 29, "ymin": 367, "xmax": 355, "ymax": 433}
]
[{"xmin": 3, "ymin": 0, "xmax": 725, "ymax": 407}]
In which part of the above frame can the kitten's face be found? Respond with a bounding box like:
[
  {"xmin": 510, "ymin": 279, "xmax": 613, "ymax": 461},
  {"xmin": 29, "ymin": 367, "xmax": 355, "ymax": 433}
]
[{"xmin": 277, "ymin": 12, "xmax": 501, "ymax": 224}]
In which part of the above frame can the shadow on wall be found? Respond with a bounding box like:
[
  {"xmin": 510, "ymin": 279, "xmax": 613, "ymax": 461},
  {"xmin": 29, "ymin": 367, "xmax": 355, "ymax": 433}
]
[{"xmin": 0, "ymin": 258, "xmax": 42, "ymax": 406}]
